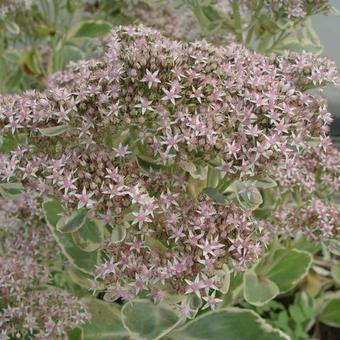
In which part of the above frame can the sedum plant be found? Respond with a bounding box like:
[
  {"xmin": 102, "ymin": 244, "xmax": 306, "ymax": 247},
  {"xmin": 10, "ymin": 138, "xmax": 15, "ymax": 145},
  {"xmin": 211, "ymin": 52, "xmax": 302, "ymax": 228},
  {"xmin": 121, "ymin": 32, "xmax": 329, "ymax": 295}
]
[{"xmin": 0, "ymin": 22, "xmax": 340, "ymax": 338}]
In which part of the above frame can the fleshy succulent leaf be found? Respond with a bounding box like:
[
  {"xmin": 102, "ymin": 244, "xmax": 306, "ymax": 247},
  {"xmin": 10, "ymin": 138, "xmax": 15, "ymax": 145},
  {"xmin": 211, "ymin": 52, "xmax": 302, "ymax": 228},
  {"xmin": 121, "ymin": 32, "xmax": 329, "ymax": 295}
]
[
  {"xmin": 169, "ymin": 308, "xmax": 290, "ymax": 340},
  {"xmin": 121, "ymin": 299, "xmax": 182, "ymax": 340}
]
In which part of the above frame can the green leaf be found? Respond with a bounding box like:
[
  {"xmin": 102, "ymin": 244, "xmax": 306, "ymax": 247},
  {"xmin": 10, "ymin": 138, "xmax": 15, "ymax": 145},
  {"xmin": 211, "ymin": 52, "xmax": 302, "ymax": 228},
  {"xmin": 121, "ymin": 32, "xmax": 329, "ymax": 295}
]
[
  {"xmin": 39, "ymin": 124, "xmax": 69, "ymax": 137},
  {"xmin": 185, "ymin": 294, "xmax": 202, "ymax": 319},
  {"xmin": 107, "ymin": 128, "xmax": 131, "ymax": 148},
  {"xmin": 72, "ymin": 218, "xmax": 104, "ymax": 252},
  {"xmin": 231, "ymin": 181, "xmax": 263, "ymax": 210},
  {"xmin": 187, "ymin": 176, "xmax": 207, "ymax": 201},
  {"xmin": 6, "ymin": 22, "xmax": 20, "ymax": 35},
  {"xmin": 201, "ymin": 5, "xmax": 224, "ymax": 22},
  {"xmin": 292, "ymin": 237, "xmax": 321, "ymax": 254},
  {"xmin": 56, "ymin": 231, "xmax": 99, "ymax": 273},
  {"xmin": 62, "ymin": 45, "xmax": 84, "ymax": 64},
  {"xmin": 253, "ymin": 188, "xmax": 277, "ymax": 219},
  {"xmin": 122, "ymin": 299, "xmax": 181, "ymax": 340},
  {"xmin": 253, "ymin": 176, "xmax": 277, "ymax": 189},
  {"xmin": 203, "ymin": 187, "xmax": 228, "ymax": 204},
  {"xmin": 2, "ymin": 50, "xmax": 20, "ymax": 64},
  {"xmin": 206, "ymin": 166, "xmax": 221, "ymax": 188},
  {"xmin": 169, "ymin": 308, "xmax": 289, "ymax": 340},
  {"xmin": 4, "ymin": 68, "xmax": 23, "ymax": 92},
  {"xmin": 221, "ymin": 273, "xmax": 243, "ymax": 307},
  {"xmin": 261, "ymin": 249, "xmax": 312, "ymax": 293},
  {"xmin": 67, "ymin": 267, "xmax": 96, "ymax": 290},
  {"xmin": 324, "ymin": 239, "xmax": 340, "ymax": 256},
  {"xmin": 0, "ymin": 182, "xmax": 24, "ymax": 198},
  {"xmin": 243, "ymin": 271, "xmax": 279, "ymax": 306},
  {"xmin": 215, "ymin": 264, "xmax": 230, "ymax": 294},
  {"xmin": 35, "ymin": 24, "xmax": 56, "ymax": 37},
  {"xmin": 42, "ymin": 199, "xmax": 99, "ymax": 274},
  {"xmin": 66, "ymin": 0, "xmax": 76, "ymax": 13},
  {"xmin": 68, "ymin": 327, "xmax": 83, "ymax": 340},
  {"xmin": 187, "ymin": 164, "xmax": 208, "ymax": 181},
  {"xmin": 145, "ymin": 236, "xmax": 168, "ymax": 255},
  {"xmin": 42, "ymin": 199, "xmax": 63, "ymax": 227},
  {"xmin": 111, "ymin": 224, "xmax": 127, "ymax": 243},
  {"xmin": 20, "ymin": 49, "xmax": 44, "ymax": 76},
  {"xmin": 67, "ymin": 20, "xmax": 111, "ymax": 40},
  {"xmin": 179, "ymin": 160, "xmax": 197, "ymax": 175},
  {"xmin": 136, "ymin": 154, "xmax": 165, "ymax": 172},
  {"xmin": 82, "ymin": 298, "xmax": 128, "ymax": 340},
  {"xmin": 318, "ymin": 296, "xmax": 340, "ymax": 327},
  {"xmin": 57, "ymin": 209, "xmax": 87, "ymax": 233},
  {"xmin": 331, "ymin": 263, "xmax": 340, "ymax": 285},
  {"xmin": 192, "ymin": 5, "xmax": 213, "ymax": 28},
  {"xmin": 274, "ymin": 19, "xmax": 323, "ymax": 54},
  {"xmin": 191, "ymin": 4, "xmax": 232, "ymax": 34},
  {"xmin": 252, "ymin": 207, "xmax": 272, "ymax": 219},
  {"xmin": 54, "ymin": 45, "xmax": 84, "ymax": 71},
  {"xmin": 289, "ymin": 304, "xmax": 305, "ymax": 324},
  {"xmin": 295, "ymin": 292, "xmax": 315, "ymax": 321},
  {"xmin": 0, "ymin": 132, "xmax": 27, "ymax": 153}
]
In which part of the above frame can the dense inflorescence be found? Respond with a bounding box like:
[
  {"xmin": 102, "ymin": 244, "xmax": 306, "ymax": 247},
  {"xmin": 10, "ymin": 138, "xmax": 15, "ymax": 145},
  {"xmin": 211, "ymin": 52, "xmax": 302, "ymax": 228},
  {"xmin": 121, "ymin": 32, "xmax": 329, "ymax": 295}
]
[
  {"xmin": 272, "ymin": 144, "xmax": 340, "ymax": 194},
  {"xmin": 268, "ymin": 144, "xmax": 340, "ymax": 239},
  {"xmin": 0, "ymin": 256, "xmax": 88, "ymax": 339},
  {"xmin": 0, "ymin": 196, "xmax": 88, "ymax": 339},
  {"xmin": 0, "ymin": 26, "xmax": 339, "ymax": 307},
  {"xmin": 100, "ymin": 198, "xmax": 271, "ymax": 301},
  {"xmin": 0, "ymin": 191, "xmax": 60, "ymax": 264},
  {"xmin": 1, "ymin": 26, "xmax": 338, "ymax": 188},
  {"xmin": 0, "ymin": 190, "xmax": 42, "ymax": 231},
  {"xmin": 273, "ymin": 197, "xmax": 340, "ymax": 240}
]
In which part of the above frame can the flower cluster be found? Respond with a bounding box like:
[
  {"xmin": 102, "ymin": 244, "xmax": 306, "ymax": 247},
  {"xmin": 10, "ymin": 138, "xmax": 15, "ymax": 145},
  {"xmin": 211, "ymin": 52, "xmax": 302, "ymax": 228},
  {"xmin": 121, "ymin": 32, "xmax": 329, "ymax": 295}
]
[
  {"xmin": 0, "ymin": 26, "xmax": 338, "ymax": 308},
  {"xmin": 0, "ymin": 192, "xmax": 61, "ymax": 269},
  {"xmin": 0, "ymin": 190, "xmax": 42, "ymax": 231},
  {"xmin": 263, "ymin": 0, "xmax": 331, "ymax": 17},
  {"xmin": 273, "ymin": 197, "xmax": 340, "ymax": 240},
  {"xmin": 272, "ymin": 144, "xmax": 340, "ymax": 194},
  {"xmin": 98, "ymin": 198, "xmax": 271, "ymax": 307},
  {"xmin": 267, "ymin": 144, "xmax": 340, "ymax": 239},
  {"xmin": 0, "ymin": 207, "xmax": 88, "ymax": 339},
  {"xmin": 0, "ymin": 256, "xmax": 88, "ymax": 339},
  {"xmin": 1, "ymin": 26, "xmax": 338, "ymax": 191}
]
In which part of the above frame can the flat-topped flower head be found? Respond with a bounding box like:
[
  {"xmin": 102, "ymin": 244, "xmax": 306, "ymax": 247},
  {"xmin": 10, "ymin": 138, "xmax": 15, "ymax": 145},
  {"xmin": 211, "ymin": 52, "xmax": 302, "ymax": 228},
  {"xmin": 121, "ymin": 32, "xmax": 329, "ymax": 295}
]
[{"xmin": 0, "ymin": 25, "xmax": 338, "ymax": 309}]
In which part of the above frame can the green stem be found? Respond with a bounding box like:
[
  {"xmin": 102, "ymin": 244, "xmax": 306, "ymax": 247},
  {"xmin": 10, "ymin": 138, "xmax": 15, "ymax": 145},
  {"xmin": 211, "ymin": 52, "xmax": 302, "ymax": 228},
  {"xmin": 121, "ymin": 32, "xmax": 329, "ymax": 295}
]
[
  {"xmin": 265, "ymin": 17, "xmax": 305, "ymax": 53},
  {"xmin": 216, "ymin": 175, "xmax": 234, "ymax": 192},
  {"xmin": 245, "ymin": 0, "xmax": 264, "ymax": 48},
  {"xmin": 267, "ymin": 30, "xmax": 287, "ymax": 52},
  {"xmin": 230, "ymin": 0, "xmax": 243, "ymax": 44}
]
